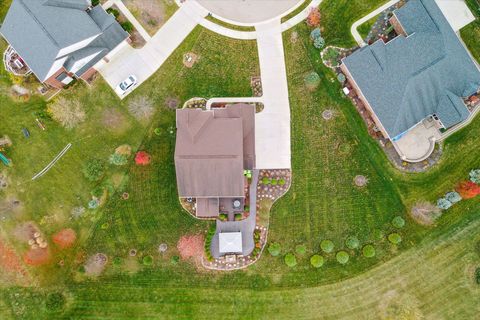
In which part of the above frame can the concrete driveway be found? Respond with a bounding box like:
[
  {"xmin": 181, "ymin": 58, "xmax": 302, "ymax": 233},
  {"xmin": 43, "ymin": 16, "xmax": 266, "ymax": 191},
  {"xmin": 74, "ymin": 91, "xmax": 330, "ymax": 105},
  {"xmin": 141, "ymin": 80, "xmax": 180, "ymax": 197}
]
[{"xmin": 96, "ymin": 1, "xmax": 208, "ymax": 98}]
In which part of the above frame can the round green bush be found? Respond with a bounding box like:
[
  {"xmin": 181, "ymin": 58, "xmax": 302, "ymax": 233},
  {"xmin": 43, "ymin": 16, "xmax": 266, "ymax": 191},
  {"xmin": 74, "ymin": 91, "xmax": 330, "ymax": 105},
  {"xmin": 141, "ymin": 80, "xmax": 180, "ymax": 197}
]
[
  {"xmin": 154, "ymin": 128, "xmax": 162, "ymax": 136},
  {"xmin": 262, "ymin": 177, "xmax": 271, "ymax": 185},
  {"xmin": 336, "ymin": 251, "xmax": 349, "ymax": 264},
  {"xmin": 170, "ymin": 255, "xmax": 180, "ymax": 265},
  {"xmin": 279, "ymin": 178, "xmax": 286, "ymax": 186},
  {"xmin": 362, "ymin": 244, "xmax": 376, "ymax": 258},
  {"xmin": 45, "ymin": 292, "xmax": 66, "ymax": 311},
  {"xmin": 271, "ymin": 179, "xmax": 278, "ymax": 186},
  {"xmin": 388, "ymin": 233, "xmax": 402, "ymax": 244},
  {"xmin": 109, "ymin": 153, "xmax": 128, "ymax": 166},
  {"xmin": 310, "ymin": 254, "xmax": 324, "ymax": 268},
  {"xmin": 320, "ymin": 240, "xmax": 334, "ymax": 253},
  {"xmin": 113, "ymin": 256, "xmax": 122, "ymax": 266},
  {"xmin": 143, "ymin": 255, "xmax": 153, "ymax": 266},
  {"xmin": 304, "ymin": 71, "xmax": 321, "ymax": 89},
  {"xmin": 295, "ymin": 244, "xmax": 307, "ymax": 255},
  {"xmin": 284, "ymin": 253, "xmax": 297, "ymax": 267},
  {"xmin": 392, "ymin": 216, "xmax": 406, "ymax": 228},
  {"xmin": 345, "ymin": 236, "xmax": 360, "ymax": 249},
  {"xmin": 100, "ymin": 222, "xmax": 109, "ymax": 230},
  {"xmin": 83, "ymin": 159, "xmax": 105, "ymax": 182},
  {"xmin": 268, "ymin": 242, "xmax": 281, "ymax": 256}
]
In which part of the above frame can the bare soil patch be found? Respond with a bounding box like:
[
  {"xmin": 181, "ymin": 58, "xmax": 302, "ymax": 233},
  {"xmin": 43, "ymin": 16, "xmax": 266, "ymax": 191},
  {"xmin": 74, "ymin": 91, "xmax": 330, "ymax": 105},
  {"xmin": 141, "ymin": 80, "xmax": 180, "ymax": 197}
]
[
  {"xmin": 124, "ymin": 0, "xmax": 172, "ymax": 36},
  {"xmin": 84, "ymin": 253, "xmax": 108, "ymax": 276},
  {"xmin": 177, "ymin": 234, "xmax": 204, "ymax": 262},
  {"xmin": 23, "ymin": 248, "xmax": 51, "ymax": 266},
  {"xmin": 13, "ymin": 221, "xmax": 40, "ymax": 243},
  {"xmin": 183, "ymin": 52, "xmax": 199, "ymax": 68},
  {"xmin": 354, "ymin": 175, "xmax": 368, "ymax": 187},
  {"xmin": 322, "ymin": 109, "xmax": 334, "ymax": 120},
  {"xmin": 52, "ymin": 228, "xmax": 77, "ymax": 249}
]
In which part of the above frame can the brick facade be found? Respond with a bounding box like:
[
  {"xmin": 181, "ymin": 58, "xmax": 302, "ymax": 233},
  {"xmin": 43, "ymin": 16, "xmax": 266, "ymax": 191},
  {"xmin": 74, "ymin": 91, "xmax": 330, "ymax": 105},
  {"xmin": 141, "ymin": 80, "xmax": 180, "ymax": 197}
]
[
  {"xmin": 390, "ymin": 14, "xmax": 407, "ymax": 37},
  {"xmin": 43, "ymin": 67, "xmax": 69, "ymax": 89}
]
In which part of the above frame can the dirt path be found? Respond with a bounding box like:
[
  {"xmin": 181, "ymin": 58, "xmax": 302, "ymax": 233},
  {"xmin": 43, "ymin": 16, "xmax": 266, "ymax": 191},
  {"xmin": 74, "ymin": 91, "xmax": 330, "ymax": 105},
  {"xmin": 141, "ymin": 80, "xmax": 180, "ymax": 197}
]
[{"xmin": 0, "ymin": 237, "xmax": 30, "ymax": 286}]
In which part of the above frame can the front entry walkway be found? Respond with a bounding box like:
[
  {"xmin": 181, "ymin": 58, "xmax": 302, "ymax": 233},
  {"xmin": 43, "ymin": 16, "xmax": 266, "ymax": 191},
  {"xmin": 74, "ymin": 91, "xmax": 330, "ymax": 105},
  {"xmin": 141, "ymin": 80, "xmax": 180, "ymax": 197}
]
[{"xmin": 96, "ymin": 1, "xmax": 208, "ymax": 98}]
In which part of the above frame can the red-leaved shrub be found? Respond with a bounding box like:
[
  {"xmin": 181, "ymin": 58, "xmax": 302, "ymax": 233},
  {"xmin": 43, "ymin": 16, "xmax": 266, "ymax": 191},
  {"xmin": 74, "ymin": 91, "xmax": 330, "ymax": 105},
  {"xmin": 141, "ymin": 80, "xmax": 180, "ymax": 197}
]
[
  {"xmin": 455, "ymin": 181, "xmax": 480, "ymax": 199},
  {"xmin": 307, "ymin": 7, "xmax": 321, "ymax": 27},
  {"xmin": 135, "ymin": 151, "xmax": 151, "ymax": 166}
]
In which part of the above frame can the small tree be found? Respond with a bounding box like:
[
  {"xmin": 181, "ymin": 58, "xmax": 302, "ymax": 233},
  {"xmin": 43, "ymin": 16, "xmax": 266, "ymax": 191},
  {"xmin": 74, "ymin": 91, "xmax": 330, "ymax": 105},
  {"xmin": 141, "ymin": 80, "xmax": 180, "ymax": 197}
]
[
  {"xmin": 456, "ymin": 181, "xmax": 480, "ymax": 199},
  {"xmin": 320, "ymin": 239, "xmax": 334, "ymax": 253},
  {"xmin": 284, "ymin": 253, "xmax": 297, "ymax": 267},
  {"xmin": 345, "ymin": 236, "xmax": 359, "ymax": 249},
  {"xmin": 128, "ymin": 96, "xmax": 155, "ymax": 121},
  {"xmin": 83, "ymin": 159, "xmax": 105, "ymax": 182},
  {"xmin": 121, "ymin": 21, "xmax": 134, "ymax": 33},
  {"xmin": 336, "ymin": 251, "xmax": 349, "ymax": 264},
  {"xmin": 48, "ymin": 97, "xmax": 86, "ymax": 129},
  {"xmin": 310, "ymin": 254, "xmax": 324, "ymax": 268},
  {"xmin": 143, "ymin": 255, "xmax": 153, "ymax": 266},
  {"xmin": 445, "ymin": 191, "xmax": 462, "ymax": 203},
  {"xmin": 437, "ymin": 198, "xmax": 452, "ymax": 210},
  {"xmin": 268, "ymin": 242, "xmax": 281, "ymax": 256},
  {"xmin": 337, "ymin": 73, "xmax": 346, "ymax": 83},
  {"xmin": 388, "ymin": 233, "xmax": 402, "ymax": 245},
  {"xmin": 135, "ymin": 151, "xmax": 151, "ymax": 165},
  {"xmin": 362, "ymin": 244, "xmax": 376, "ymax": 258},
  {"xmin": 391, "ymin": 216, "xmax": 405, "ymax": 228},
  {"xmin": 306, "ymin": 7, "xmax": 321, "ymax": 27},
  {"xmin": 295, "ymin": 244, "xmax": 307, "ymax": 255},
  {"xmin": 469, "ymin": 169, "xmax": 480, "ymax": 184},
  {"xmin": 410, "ymin": 201, "xmax": 442, "ymax": 226},
  {"xmin": 310, "ymin": 28, "xmax": 321, "ymax": 40},
  {"xmin": 313, "ymin": 36, "xmax": 325, "ymax": 49}
]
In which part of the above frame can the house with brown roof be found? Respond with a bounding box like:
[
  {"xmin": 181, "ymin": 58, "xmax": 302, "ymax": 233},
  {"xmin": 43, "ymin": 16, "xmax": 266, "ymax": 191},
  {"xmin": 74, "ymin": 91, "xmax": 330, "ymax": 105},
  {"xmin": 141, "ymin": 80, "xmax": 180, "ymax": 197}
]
[
  {"xmin": 175, "ymin": 104, "xmax": 255, "ymax": 218},
  {"xmin": 1, "ymin": 0, "xmax": 129, "ymax": 89}
]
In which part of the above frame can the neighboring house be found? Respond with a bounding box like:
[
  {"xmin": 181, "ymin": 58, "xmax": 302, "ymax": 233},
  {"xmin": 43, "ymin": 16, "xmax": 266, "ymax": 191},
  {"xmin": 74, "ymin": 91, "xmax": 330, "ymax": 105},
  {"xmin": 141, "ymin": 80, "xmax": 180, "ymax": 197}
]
[
  {"xmin": 175, "ymin": 104, "xmax": 255, "ymax": 218},
  {"xmin": 0, "ymin": 0, "xmax": 129, "ymax": 89},
  {"xmin": 341, "ymin": 0, "xmax": 480, "ymax": 161}
]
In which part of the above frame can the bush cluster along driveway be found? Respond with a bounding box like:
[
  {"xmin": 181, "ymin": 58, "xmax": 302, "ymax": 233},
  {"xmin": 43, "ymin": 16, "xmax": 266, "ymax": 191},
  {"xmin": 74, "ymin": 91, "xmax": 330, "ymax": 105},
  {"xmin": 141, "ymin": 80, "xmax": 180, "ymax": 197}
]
[{"xmin": 0, "ymin": 1, "xmax": 480, "ymax": 319}]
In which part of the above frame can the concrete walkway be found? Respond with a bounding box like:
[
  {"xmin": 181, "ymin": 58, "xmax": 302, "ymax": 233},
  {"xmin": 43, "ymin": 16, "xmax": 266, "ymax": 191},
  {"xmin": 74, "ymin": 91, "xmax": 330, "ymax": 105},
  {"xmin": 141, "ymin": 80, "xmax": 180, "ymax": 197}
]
[
  {"xmin": 351, "ymin": 0, "xmax": 400, "ymax": 46},
  {"xmin": 211, "ymin": 170, "xmax": 259, "ymax": 258},
  {"xmin": 255, "ymin": 19, "xmax": 292, "ymax": 170},
  {"xmin": 96, "ymin": 1, "xmax": 208, "ymax": 98}
]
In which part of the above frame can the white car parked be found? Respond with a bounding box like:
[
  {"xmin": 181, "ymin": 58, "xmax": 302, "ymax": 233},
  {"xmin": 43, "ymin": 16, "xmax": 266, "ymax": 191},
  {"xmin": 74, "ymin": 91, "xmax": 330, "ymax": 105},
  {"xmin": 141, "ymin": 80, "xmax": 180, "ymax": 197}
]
[{"xmin": 116, "ymin": 75, "xmax": 137, "ymax": 95}]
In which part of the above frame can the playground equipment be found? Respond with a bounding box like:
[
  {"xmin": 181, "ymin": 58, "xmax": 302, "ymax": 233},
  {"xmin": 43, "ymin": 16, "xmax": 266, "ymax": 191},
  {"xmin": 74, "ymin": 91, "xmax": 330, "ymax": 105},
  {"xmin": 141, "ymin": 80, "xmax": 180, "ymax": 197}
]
[
  {"xmin": 22, "ymin": 128, "xmax": 30, "ymax": 138},
  {"xmin": 36, "ymin": 118, "xmax": 46, "ymax": 131},
  {"xmin": 0, "ymin": 152, "xmax": 11, "ymax": 166}
]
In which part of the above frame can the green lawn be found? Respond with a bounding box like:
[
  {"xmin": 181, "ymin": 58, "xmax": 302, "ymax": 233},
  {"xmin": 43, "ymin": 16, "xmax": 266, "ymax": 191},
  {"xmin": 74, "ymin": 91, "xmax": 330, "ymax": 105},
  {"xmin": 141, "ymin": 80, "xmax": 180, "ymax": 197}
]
[
  {"xmin": 357, "ymin": 14, "xmax": 378, "ymax": 39},
  {"xmin": 319, "ymin": 0, "xmax": 386, "ymax": 47},
  {"xmin": 460, "ymin": 0, "xmax": 480, "ymax": 62},
  {"xmin": 1, "ymin": 1, "xmax": 480, "ymax": 319}
]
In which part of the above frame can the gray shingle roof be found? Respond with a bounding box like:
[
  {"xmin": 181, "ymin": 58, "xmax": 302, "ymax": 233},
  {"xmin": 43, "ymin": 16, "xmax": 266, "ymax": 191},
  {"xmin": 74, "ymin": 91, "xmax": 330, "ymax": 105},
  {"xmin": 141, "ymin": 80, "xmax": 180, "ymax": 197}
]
[
  {"xmin": 0, "ymin": 0, "xmax": 128, "ymax": 81},
  {"xmin": 342, "ymin": 0, "xmax": 480, "ymax": 139}
]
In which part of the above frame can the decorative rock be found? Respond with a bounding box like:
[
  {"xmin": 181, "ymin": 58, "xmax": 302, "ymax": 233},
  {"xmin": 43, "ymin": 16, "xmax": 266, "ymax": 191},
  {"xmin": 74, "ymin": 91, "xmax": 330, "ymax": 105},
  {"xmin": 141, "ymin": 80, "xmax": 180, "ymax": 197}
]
[
  {"xmin": 33, "ymin": 232, "xmax": 41, "ymax": 238},
  {"xmin": 158, "ymin": 243, "xmax": 168, "ymax": 253},
  {"xmin": 129, "ymin": 249, "xmax": 137, "ymax": 256}
]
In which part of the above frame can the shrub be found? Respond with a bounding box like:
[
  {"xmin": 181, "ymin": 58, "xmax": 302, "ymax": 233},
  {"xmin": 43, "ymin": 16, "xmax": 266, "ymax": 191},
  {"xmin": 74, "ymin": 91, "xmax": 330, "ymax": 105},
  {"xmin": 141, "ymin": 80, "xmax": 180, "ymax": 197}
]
[
  {"xmin": 362, "ymin": 244, "xmax": 376, "ymax": 258},
  {"xmin": 83, "ymin": 159, "xmax": 105, "ymax": 182},
  {"xmin": 154, "ymin": 128, "xmax": 162, "ymax": 136},
  {"xmin": 306, "ymin": 7, "xmax": 321, "ymax": 27},
  {"xmin": 218, "ymin": 213, "xmax": 228, "ymax": 221},
  {"xmin": 469, "ymin": 169, "xmax": 480, "ymax": 184},
  {"xmin": 45, "ymin": 292, "xmax": 66, "ymax": 311},
  {"xmin": 345, "ymin": 236, "xmax": 360, "ymax": 249},
  {"xmin": 437, "ymin": 197, "xmax": 452, "ymax": 210},
  {"xmin": 135, "ymin": 151, "xmax": 151, "ymax": 165},
  {"xmin": 109, "ymin": 153, "xmax": 128, "ymax": 166},
  {"xmin": 121, "ymin": 21, "xmax": 134, "ymax": 33},
  {"xmin": 88, "ymin": 199, "xmax": 99, "ymax": 209},
  {"xmin": 410, "ymin": 201, "xmax": 442, "ymax": 226},
  {"xmin": 323, "ymin": 47, "xmax": 340, "ymax": 67},
  {"xmin": 279, "ymin": 178, "xmax": 286, "ymax": 186},
  {"xmin": 106, "ymin": 8, "xmax": 120, "ymax": 19},
  {"xmin": 310, "ymin": 254, "xmax": 324, "ymax": 268},
  {"xmin": 268, "ymin": 242, "xmax": 281, "ymax": 256},
  {"xmin": 234, "ymin": 213, "xmax": 242, "ymax": 221},
  {"xmin": 391, "ymin": 216, "xmax": 405, "ymax": 228},
  {"xmin": 91, "ymin": 0, "xmax": 100, "ymax": 6},
  {"xmin": 476, "ymin": 267, "xmax": 480, "ymax": 284},
  {"xmin": 48, "ymin": 97, "xmax": 86, "ymax": 129},
  {"xmin": 295, "ymin": 244, "xmax": 307, "ymax": 255},
  {"xmin": 244, "ymin": 205, "xmax": 250, "ymax": 212},
  {"xmin": 310, "ymin": 27, "xmax": 321, "ymax": 40},
  {"xmin": 170, "ymin": 255, "xmax": 180, "ymax": 265},
  {"xmin": 284, "ymin": 253, "xmax": 297, "ymax": 267},
  {"xmin": 91, "ymin": 186, "xmax": 105, "ymax": 198},
  {"xmin": 143, "ymin": 255, "xmax": 153, "ymax": 266},
  {"xmin": 113, "ymin": 257, "xmax": 122, "ymax": 266},
  {"xmin": 313, "ymin": 36, "xmax": 325, "ymax": 49},
  {"xmin": 445, "ymin": 191, "xmax": 462, "ymax": 203},
  {"xmin": 337, "ymin": 73, "xmax": 346, "ymax": 83},
  {"xmin": 128, "ymin": 96, "xmax": 154, "ymax": 120},
  {"xmin": 320, "ymin": 239, "xmax": 334, "ymax": 253},
  {"xmin": 271, "ymin": 179, "xmax": 278, "ymax": 186},
  {"xmin": 304, "ymin": 71, "xmax": 321, "ymax": 89},
  {"xmin": 262, "ymin": 177, "xmax": 271, "ymax": 185},
  {"xmin": 456, "ymin": 181, "xmax": 480, "ymax": 199},
  {"xmin": 388, "ymin": 233, "xmax": 402, "ymax": 244},
  {"xmin": 336, "ymin": 251, "xmax": 349, "ymax": 264}
]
